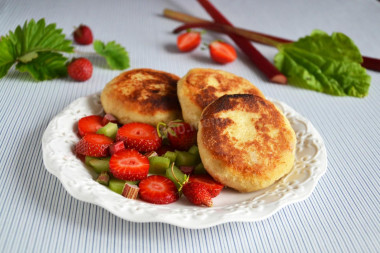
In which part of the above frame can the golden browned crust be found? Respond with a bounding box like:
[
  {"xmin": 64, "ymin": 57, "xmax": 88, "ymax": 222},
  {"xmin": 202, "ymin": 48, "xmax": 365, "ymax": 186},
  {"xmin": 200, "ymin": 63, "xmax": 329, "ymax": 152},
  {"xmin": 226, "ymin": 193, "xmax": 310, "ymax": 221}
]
[
  {"xmin": 198, "ymin": 94, "xmax": 296, "ymax": 192},
  {"xmin": 177, "ymin": 68, "xmax": 264, "ymax": 128},
  {"xmin": 184, "ymin": 68, "xmax": 264, "ymax": 109},
  {"xmin": 101, "ymin": 68, "xmax": 182, "ymax": 125}
]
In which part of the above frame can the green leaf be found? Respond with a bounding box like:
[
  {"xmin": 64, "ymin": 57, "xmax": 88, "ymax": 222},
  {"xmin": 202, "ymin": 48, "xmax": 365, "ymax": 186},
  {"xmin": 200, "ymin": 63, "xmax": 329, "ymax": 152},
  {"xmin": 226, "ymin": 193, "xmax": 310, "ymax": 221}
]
[
  {"xmin": 16, "ymin": 52, "xmax": 68, "ymax": 81},
  {"xmin": 94, "ymin": 40, "xmax": 130, "ymax": 70},
  {"xmin": 0, "ymin": 18, "xmax": 74, "ymax": 80},
  {"xmin": 0, "ymin": 36, "xmax": 17, "ymax": 78},
  {"xmin": 274, "ymin": 30, "xmax": 371, "ymax": 97}
]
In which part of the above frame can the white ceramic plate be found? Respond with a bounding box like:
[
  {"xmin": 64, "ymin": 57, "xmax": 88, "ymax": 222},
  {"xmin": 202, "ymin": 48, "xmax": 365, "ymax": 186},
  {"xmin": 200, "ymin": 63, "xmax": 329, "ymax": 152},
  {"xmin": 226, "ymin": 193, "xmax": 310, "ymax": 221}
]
[{"xmin": 42, "ymin": 93, "xmax": 327, "ymax": 229}]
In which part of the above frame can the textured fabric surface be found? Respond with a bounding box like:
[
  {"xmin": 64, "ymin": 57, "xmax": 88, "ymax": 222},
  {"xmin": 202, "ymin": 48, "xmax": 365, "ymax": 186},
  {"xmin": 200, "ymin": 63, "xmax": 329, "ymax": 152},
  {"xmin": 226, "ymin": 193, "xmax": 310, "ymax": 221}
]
[{"xmin": 0, "ymin": 0, "xmax": 379, "ymax": 252}]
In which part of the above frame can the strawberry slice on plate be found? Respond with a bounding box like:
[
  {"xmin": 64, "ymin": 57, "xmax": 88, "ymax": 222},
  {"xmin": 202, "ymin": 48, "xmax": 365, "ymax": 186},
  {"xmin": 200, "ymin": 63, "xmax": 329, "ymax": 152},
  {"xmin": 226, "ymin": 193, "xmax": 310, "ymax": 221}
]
[
  {"xmin": 76, "ymin": 133, "xmax": 114, "ymax": 157},
  {"xmin": 109, "ymin": 149, "xmax": 150, "ymax": 181},
  {"xmin": 139, "ymin": 175, "xmax": 179, "ymax": 204},
  {"xmin": 177, "ymin": 31, "xmax": 201, "ymax": 52},
  {"xmin": 189, "ymin": 174, "xmax": 224, "ymax": 198},
  {"xmin": 78, "ymin": 115, "xmax": 104, "ymax": 137},
  {"xmin": 209, "ymin": 41, "xmax": 237, "ymax": 64},
  {"xmin": 116, "ymin": 122, "xmax": 161, "ymax": 152}
]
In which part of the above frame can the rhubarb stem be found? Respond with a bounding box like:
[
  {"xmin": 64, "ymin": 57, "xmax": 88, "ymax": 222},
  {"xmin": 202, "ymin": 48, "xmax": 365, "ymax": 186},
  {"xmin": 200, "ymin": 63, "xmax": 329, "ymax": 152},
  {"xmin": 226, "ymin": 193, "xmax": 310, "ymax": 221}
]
[
  {"xmin": 173, "ymin": 22, "xmax": 282, "ymax": 48},
  {"xmin": 197, "ymin": 0, "xmax": 287, "ymax": 84}
]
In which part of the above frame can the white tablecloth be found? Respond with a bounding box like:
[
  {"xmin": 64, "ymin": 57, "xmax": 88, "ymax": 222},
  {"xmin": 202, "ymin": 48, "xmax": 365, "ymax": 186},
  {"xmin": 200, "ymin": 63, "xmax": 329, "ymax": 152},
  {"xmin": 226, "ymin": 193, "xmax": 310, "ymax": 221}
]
[{"xmin": 0, "ymin": 0, "xmax": 379, "ymax": 252}]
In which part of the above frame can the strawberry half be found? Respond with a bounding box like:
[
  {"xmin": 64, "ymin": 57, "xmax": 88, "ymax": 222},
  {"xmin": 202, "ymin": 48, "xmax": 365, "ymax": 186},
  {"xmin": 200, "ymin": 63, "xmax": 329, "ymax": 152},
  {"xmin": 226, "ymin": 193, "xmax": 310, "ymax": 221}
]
[
  {"xmin": 189, "ymin": 174, "xmax": 224, "ymax": 198},
  {"xmin": 139, "ymin": 175, "xmax": 179, "ymax": 204},
  {"xmin": 182, "ymin": 182, "xmax": 213, "ymax": 207},
  {"xmin": 209, "ymin": 41, "xmax": 237, "ymax": 64},
  {"xmin": 177, "ymin": 31, "xmax": 201, "ymax": 52},
  {"xmin": 116, "ymin": 122, "xmax": 162, "ymax": 152},
  {"xmin": 78, "ymin": 115, "xmax": 104, "ymax": 137},
  {"xmin": 159, "ymin": 120, "xmax": 197, "ymax": 151},
  {"xmin": 75, "ymin": 133, "xmax": 114, "ymax": 157},
  {"xmin": 109, "ymin": 149, "xmax": 150, "ymax": 181}
]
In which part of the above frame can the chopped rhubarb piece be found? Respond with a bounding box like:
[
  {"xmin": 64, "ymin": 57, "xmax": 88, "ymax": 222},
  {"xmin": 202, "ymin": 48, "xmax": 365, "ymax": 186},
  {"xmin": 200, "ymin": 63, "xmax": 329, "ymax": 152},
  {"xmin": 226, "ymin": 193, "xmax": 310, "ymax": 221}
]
[
  {"xmin": 122, "ymin": 183, "xmax": 139, "ymax": 199},
  {"xmin": 109, "ymin": 141, "xmax": 125, "ymax": 155},
  {"xmin": 102, "ymin": 113, "xmax": 118, "ymax": 125},
  {"xmin": 179, "ymin": 165, "xmax": 195, "ymax": 175},
  {"xmin": 96, "ymin": 172, "xmax": 110, "ymax": 186}
]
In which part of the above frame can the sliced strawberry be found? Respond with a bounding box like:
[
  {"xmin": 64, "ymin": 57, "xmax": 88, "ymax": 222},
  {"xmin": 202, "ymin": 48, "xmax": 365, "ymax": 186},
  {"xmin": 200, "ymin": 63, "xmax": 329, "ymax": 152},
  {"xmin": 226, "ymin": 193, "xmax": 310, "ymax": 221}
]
[
  {"xmin": 188, "ymin": 174, "xmax": 224, "ymax": 198},
  {"xmin": 75, "ymin": 133, "xmax": 113, "ymax": 157},
  {"xmin": 139, "ymin": 175, "xmax": 179, "ymax": 204},
  {"xmin": 182, "ymin": 182, "xmax": 213, "ymax": 207},
  {"xmin": 116, "ymin": 122, "xmax": 162, "ymax": 152},
  {"xmin": 109, "ymin": 149, "xmax": 150, "ymax": 181},
  {"xmin": 163, "ymin": 120, "xmax": 197, "ymax": 151},
  {"xmin": 78, "ymin": 115, "xmax": 103, "ymax": 137},
  {"xmin": 209, "ymin": 41, "xmax": 237, "ymax": 64},
  {"xmin": 177, "ymin": 31, "xmax": 201, "ymax": 52}
]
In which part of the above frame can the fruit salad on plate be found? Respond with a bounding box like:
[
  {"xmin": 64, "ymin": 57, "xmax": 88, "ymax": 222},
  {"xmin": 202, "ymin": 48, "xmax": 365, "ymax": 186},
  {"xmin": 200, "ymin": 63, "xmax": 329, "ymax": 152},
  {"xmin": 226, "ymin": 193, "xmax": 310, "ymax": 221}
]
[{"xmin": 75, "ymin": 113, "xmax": 224, "ymax": 207}]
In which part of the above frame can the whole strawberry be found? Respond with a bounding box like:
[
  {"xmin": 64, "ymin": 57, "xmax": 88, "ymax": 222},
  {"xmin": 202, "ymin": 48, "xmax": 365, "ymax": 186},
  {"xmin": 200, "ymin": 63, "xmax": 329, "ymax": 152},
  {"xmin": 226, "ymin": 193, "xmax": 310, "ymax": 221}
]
[
  {"xmin": 73, "ymin": 25, "xmax": 93, "ymax": 45},
  {"xmin": 158, "ymin": 120, "xmax": 197, "ymax": 151},
  {"xmin": 182, "ymin": 182, "xmax": 213, "ymax": 207},
  {"xmin": 67, "ymin": 58, "xmax": 93, "ymax": 81}
]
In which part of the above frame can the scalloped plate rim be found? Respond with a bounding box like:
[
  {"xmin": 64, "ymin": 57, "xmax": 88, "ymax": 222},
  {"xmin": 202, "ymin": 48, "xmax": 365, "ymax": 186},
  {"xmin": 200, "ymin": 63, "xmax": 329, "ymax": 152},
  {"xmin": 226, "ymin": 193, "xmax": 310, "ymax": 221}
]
[{"xmin": 42, "ymin": 93, "xmax": 327, "ymax": 229}]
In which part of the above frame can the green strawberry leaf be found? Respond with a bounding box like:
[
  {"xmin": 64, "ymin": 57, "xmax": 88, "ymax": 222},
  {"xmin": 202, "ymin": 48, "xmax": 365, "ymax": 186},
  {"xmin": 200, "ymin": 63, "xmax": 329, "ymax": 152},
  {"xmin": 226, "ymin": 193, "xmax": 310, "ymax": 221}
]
[
  {"xmin": 93, "ymin": 40, "xmax": 130, "ymax": 70},
  {"xmin": 16, "ymin": 52, "xmax": 68, "ymax": 81},
  {"xmin": 0, "ymin": 36, "xmax": 17, "ymax": 78},
  {"xmin": 0, "ymin": 18, "xmax": 74, "ymax": 80},
  {"xmin": 274, "ymin": 30, "xmax": 371, "ymax": 97}
]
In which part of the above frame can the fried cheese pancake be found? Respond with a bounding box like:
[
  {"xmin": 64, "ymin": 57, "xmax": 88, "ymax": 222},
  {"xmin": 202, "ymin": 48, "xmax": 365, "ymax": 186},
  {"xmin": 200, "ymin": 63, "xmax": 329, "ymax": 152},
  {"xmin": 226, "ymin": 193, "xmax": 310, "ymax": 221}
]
[
  {"xmin": 101, "ymin": 68, "xmax": 181, "ymax": 125},
  {"xmin": 177, "ymin": 68, "xmax": 264, "ymax": 128},
  {"xmin": 197, "ymin": 94, "xmax": 296, "ymax": 192}
]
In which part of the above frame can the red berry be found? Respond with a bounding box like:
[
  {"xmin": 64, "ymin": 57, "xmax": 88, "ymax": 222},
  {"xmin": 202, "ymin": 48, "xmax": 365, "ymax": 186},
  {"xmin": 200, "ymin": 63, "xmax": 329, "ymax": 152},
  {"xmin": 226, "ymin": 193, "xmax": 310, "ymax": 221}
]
[
  {"xmin": 77, "ymin": 115, "xmax": 103, "ymax": 137},
  {"xmin": 116, "ymin": 123, "xmax": 162, "ymax": 153},
  {"xmin": 188, "ymin": 174, "xmax": 224, "ymax": 198},
  {"xmin": 177, "ymin": 31, "xmax": 201, "ymax": 52},
  {"xmin": 139, "ymin": 175, "xmax": 179, "ymax": 204},
  {"xmin": 167, "ymin": 121, "xmax": 197, "ymax": 151},
  {"xmin": 209, "ymin": 41, "xmax": 237, "ymax": 64},
  {"xmin": 75, "ymin": 133, "xmax": 113, "ymax": 157},
  {"xmin": 182, "ymin": 182, "xmax": 213, "ymax": 207},
  {"xmin": 67, "ymin": 58, "xmax": 93, "ymax": 81},
  {"xmin": 109, "ymin": 149, "xmax": 150, "ymax": 181},
  {"xmin": 73, "ymin": 25, "xmax": 93, "ymax": 45}
]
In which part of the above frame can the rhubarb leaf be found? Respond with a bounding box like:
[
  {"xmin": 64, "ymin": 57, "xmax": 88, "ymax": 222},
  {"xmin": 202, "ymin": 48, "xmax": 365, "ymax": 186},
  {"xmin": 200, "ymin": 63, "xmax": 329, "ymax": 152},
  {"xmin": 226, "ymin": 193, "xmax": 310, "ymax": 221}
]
[
  {"xmin": 0, "ymin": 18, "xmax": 74, "ymax": 80},
  {"xmin": 274, "ymin": 30, "xmax": 371, "ymax": 97},
  {"xmin": 93, "ymin": 40, "xmax": 130, "ymax": 70}
]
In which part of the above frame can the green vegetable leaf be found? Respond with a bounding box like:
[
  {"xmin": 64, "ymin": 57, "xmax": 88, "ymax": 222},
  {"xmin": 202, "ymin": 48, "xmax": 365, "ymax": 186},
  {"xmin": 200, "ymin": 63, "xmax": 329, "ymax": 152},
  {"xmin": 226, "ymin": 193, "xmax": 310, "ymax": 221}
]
[
  {"xmin": 94, "ymin": 40, "xmax": 130, "ymax": 70},
  {"xmin": 0, "ymin": 18, "xmax": 74, "ymax": 80},
  {"xmin": 274, "ymin": 30, "xmax": 371, "ymax": 97},
  {"xmin": 16, "ymin": 52, "xmax": 68, "ymax": 81}
]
